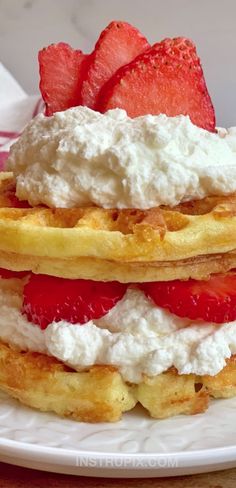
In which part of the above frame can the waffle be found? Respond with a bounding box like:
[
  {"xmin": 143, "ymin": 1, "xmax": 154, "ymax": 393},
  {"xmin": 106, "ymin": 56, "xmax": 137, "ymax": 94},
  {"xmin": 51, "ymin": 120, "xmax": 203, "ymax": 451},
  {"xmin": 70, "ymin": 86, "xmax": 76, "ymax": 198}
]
[
  {"xmin": 1, "ymin": 172, "xmax": 236, "ymax": 282},
  {"xmin": 1, "ymin": 340, "xmax": 236, "ymax": 422},
  {"xmin": 1, "ymin": 172, "xmax": 236, "ymax": 422}
]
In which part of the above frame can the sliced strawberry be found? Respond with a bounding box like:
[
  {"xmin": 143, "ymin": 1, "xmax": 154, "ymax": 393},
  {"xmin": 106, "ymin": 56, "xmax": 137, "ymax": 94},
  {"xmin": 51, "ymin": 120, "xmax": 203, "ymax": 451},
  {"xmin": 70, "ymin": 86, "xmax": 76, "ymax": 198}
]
[
  {"xmin": 80, "ymin": 20, "xmax": 150, "ymax": 109},
  {"xmin": 0, "ymin": 268, "xmax": 28, "ymax": 279},
  {"xmin": 8, "ymin": 193, "xmax": 32, "ymax": 208},
  {"xmin": 0, "ymin": 186, "xmax": 31, "ymax": 208},
  {"xmin": 39, "ymin": 42, "xmax": 88, "ymax": 116},
  {"xmin": 22, "ymin": 274, "xmax": 127, "ymax": 329},
  {"xmin": 97, "ymin": 37, "xmax": 215, "ymax": 132},
  {"xmin": 141, "ymin": 273, "xmax": 236, "ymax": 324}
]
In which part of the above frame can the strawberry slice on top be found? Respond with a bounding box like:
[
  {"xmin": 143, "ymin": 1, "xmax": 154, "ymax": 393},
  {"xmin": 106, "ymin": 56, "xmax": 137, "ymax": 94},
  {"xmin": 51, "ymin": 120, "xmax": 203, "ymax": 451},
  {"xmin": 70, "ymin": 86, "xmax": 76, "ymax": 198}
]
[
  {"xmin": 81, "ymin": 21, "xmax": 150, "ymax": 109},
  {"xmin": 39, "ymin": 42, "xmax": 88, "ymax": 116},
  {"xmin": 97, "ymin": 37, "xmax": 215, "ymax": 131},
  {"xmin": 23, "ymin": 274, "xmax": 127, "ymax": 330},
  {"xmin": 141, "ymin": 273, "xmax": 236, "ymax": 324},
  {"xmin": 38, "ymin": 22, "xmax": 149, "ymax": 115},
  {"xmin": 80, "ymin": 21, "xmax": 150, "ymax": 109}
]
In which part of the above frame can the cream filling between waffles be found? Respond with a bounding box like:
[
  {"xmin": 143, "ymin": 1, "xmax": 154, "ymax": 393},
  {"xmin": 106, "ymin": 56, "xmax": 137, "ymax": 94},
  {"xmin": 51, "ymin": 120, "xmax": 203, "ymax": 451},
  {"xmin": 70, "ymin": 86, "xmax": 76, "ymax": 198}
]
[{"xmin": 1, "ymin": 277, "xmax": 236, "ymax": 383}]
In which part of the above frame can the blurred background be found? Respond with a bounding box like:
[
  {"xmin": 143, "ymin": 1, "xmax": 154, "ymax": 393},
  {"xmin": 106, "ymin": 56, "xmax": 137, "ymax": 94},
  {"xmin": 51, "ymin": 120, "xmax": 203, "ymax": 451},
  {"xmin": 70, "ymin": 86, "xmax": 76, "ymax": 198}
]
[{"xmin": 0, "ymin": 0, "xmax": 235, "ymax": 126}]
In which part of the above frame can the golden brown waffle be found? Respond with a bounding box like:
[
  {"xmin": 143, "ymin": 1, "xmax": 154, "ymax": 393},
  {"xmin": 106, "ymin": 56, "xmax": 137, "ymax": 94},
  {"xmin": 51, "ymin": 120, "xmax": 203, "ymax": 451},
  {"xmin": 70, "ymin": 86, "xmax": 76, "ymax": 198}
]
[
  {"xmin": 1, "ymin": 340, "xmax": 236, "ymax": 422},
  {"xmin": 0, "ymin": 179, "xmax": 236, "ymax": 422},
  {"xmin": 1, "ymin": 173, "xmax": 236, "ymax": 282}
]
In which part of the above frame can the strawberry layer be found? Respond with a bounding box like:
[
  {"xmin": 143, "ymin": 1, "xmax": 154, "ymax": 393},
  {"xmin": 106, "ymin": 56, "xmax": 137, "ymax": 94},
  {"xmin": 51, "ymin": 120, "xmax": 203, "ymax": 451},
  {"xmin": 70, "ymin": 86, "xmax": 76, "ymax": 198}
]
[{"xmin": 0, "ymin": 276, "xmax": 236, "ymax": 383}]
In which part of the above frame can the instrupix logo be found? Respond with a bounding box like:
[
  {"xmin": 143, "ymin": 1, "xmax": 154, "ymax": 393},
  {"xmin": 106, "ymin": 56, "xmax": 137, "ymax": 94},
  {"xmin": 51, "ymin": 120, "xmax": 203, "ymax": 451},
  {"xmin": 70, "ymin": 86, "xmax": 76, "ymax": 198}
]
[{"xmin": 76, "ymin": 456, "xmax": 178, "ymax": 468}]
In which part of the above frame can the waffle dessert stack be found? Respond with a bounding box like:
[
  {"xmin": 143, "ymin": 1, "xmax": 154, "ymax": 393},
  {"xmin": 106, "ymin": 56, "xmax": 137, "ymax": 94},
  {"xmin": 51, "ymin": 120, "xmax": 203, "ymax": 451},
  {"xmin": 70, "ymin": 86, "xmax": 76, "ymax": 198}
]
[{"xmin": 0, "ymin": 21, "xmax": 236, "ymax": 422}]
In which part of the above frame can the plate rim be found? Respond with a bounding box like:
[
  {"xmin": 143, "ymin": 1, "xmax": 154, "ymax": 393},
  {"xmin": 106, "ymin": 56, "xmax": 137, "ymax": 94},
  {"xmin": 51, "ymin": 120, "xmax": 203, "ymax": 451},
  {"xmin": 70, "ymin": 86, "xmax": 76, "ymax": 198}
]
[{"xmin": 1, "ymin": 436, "xmax": 236, "ymax": 470}]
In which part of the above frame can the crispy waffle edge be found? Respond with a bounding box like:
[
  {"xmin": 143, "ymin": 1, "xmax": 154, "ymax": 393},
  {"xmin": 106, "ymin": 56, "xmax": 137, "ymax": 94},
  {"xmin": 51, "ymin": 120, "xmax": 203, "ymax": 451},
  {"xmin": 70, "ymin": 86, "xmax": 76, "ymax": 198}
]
[{"xmin": 0, "ymin": 341, "xmax": 236, "ymax": 422}]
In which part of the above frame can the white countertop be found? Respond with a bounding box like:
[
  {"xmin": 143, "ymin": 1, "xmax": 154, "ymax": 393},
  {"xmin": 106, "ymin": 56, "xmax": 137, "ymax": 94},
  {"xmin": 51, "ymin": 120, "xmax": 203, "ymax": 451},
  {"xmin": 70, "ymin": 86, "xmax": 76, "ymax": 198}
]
[{"xmin": 0, "ymin": 0, "xmax": 236, "ymax": 126}]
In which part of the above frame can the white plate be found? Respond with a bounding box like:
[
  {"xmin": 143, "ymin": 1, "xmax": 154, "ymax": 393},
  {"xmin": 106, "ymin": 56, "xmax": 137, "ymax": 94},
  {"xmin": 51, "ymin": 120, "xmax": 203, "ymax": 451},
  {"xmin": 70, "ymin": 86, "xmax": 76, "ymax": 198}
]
[{"xmin": 1, "ymin": 390, "xmax": 236, "ymax": 478}]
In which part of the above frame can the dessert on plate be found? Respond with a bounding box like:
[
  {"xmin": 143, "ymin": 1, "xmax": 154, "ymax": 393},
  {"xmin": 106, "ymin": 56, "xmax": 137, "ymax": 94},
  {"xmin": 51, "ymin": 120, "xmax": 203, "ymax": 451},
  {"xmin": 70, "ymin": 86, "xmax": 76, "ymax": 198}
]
[{"xmin": 1, "ymin": 21, "xmax": 236, "ymax": 422}]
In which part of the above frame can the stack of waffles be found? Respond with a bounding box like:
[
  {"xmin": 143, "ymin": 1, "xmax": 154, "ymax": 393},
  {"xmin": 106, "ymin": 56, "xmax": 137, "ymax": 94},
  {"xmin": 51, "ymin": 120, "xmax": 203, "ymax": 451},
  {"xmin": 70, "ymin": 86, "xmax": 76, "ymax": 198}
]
[{"xmin": 0, "ymin": 22, "xmax": 236, "ymax": 422}]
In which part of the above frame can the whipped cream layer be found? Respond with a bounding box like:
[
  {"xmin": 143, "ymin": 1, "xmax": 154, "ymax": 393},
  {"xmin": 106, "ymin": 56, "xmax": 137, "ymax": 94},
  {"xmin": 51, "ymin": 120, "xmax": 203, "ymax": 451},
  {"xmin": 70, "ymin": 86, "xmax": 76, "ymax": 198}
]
[
  {"xmin": 1, "ymin": 278, "xmax": 236, "ymax": 383},
  {"xmin": 7, "ymin": 107, "xmax": 236, "ymax": 209}
]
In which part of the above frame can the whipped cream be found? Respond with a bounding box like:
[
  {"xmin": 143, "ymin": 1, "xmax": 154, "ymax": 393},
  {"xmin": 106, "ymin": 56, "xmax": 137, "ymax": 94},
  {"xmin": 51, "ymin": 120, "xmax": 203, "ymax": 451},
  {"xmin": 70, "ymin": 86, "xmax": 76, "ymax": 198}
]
[
  {"xmin": 7, "ymin": 106, "xmax": 236, "ymax": 209},
  {"xmin": 1, "ymin": 279, "xmax": 236, "ymax": 383}
]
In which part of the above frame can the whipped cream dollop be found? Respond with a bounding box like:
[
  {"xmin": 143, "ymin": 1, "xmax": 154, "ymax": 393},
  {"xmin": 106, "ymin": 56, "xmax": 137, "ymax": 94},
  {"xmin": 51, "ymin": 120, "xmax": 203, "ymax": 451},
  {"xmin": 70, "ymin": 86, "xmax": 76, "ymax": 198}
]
[
  {"xmin": 7, "ymin": 106, "xmax": 236, "ymax": 209},
  {"xmin": 1, "ymin": 279, "xmax": 236, "ymax": 383}
]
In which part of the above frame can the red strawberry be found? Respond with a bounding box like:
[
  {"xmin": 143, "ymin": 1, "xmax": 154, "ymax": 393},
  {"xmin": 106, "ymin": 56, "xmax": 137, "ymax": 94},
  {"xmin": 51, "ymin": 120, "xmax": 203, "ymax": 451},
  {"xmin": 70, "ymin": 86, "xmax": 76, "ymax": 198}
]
[
  {"xmin": 23, "ymin": 274, "xmax": 127, "ymax": 329},
  {"xmin": 8, "ymin": 193, "xmax": 31, "ymax": 208},
  {"xmin": 97, "ymin": 37, "xmax": 215, "ymax": 132},
  {"xmin": 39, "ymin": 42, "xmax": 88, "ymax": 116},
  {"xmin": 0, "ymin": 186, "xmax": 31, "ymax": 208},
  {"xmin": 141, "ymin": 273, "xmax": 236, "ymax": 324},
  {"xmin": 80, "ymin": 21, "xmax": 150, "ymax": 109},
  {"xmin": 0, "ymin": 268, "xmax": 28, "ymax": 279}
]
